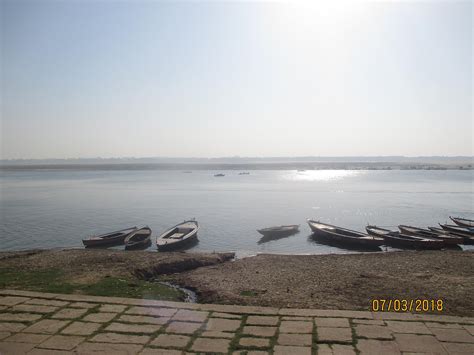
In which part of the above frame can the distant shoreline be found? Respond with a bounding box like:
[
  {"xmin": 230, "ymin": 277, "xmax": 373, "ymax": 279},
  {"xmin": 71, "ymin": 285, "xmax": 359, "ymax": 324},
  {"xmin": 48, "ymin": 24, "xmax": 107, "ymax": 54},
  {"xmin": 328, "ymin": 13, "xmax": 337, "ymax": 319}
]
[{"xmin": 0, "ymin": 162, "xmax": 472, "ymax": 171}]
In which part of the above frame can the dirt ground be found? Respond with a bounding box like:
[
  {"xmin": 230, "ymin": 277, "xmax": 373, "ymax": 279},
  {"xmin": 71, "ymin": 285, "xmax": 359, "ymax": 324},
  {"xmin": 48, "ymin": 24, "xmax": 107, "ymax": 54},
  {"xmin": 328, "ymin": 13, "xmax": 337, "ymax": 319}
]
[
  {"xmin": 172, "ymin": 250, "xmax": 474, "ymax": 316},
  {"xmin": 0, "ymin": 249, "xmax": 233, "ymax": 284},
  {"xmin": 1, "ymin": 249, "xmax": 472, "ymax": 316}
]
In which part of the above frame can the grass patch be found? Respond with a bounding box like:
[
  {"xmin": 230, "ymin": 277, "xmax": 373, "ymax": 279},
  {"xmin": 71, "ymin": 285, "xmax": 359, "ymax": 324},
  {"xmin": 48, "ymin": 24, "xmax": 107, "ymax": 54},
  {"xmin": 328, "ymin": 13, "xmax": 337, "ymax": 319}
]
[
  {"xmin": 240, "ymin": 290, "xmax": 258, "ymax": 297},
  {"xmin": 0, "ymin": 268, "xmax": 183, "ymax": 301}
]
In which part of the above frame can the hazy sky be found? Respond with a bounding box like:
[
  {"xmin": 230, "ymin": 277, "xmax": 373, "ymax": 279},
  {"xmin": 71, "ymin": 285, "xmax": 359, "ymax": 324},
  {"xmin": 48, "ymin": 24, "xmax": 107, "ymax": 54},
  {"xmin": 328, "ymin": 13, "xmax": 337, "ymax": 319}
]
[{"xmin": 1, "ymin": 1, "xmax": 472, "ymax": 159}]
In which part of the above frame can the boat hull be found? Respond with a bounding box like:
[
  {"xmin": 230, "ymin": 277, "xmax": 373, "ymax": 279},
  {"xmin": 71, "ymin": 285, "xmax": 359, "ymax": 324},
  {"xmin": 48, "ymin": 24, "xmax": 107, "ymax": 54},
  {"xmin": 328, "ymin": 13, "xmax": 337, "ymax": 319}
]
[
  {"xmin": 308, "ymin": 220, "xmax": 384, "ymax": 250},
  {"xmin": 82, "ymin": 227, "xmax": 137, "ymax": 248},
  {"xmin": 398, "ymin": 225, "xmax": 462, "ymax": 245},
  {"xmin": 156, "ymin": 220, "xmax": 199, "ymax": 252}
]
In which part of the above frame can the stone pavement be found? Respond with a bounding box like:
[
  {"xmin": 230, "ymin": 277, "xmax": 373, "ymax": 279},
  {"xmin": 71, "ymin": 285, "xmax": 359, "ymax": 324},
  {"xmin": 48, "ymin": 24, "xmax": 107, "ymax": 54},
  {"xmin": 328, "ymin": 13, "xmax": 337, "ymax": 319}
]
[{"xmin": 0, "ymin": 290, "xmax": 473, "ymax": 354}]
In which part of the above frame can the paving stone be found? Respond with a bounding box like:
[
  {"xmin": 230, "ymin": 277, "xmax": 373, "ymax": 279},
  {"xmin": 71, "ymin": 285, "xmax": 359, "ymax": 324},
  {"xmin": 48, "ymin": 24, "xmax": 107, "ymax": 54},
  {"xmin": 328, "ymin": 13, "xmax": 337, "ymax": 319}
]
[
  {"xmin": 394, "ymin": 334, "xmax": 447, "ymax": 354},
  {"xmin": 0, "ymin": 322, "xmax": 27, "ymax": 332},
  {"xmin": 430, "ymin": 327, "xmax": 474, "ymax": 343},
  {"xmin": 464, "ymin": 325, "xmax": 474, "ymax": 336},
  {"xmin": 11, "ymin": 304, "xmax": 58, "ymax": 313},
  {"xmin": 150, "ymin": 333, "xmax": 191, "ymax": 348},
  {"xmin": 246, "ymin": 351, "xmax": 269, "ymax": 355},
  {"xmin": 282, "ymin": 316, "xmax": 313, "ymax": 321},
  {"xmin": 356, "ymin": 339, "xmax": 401, "ymax": 354},
  {"xmin": 279, "ymin": 321, "xmax": 313, "ymax": 334},
  {"xmin": 99, "ymin": 304, "xmax": 128, "ymax": 313},
  {"xmin": 212, "ymin": 312, "xmax": 241, "ymax": 319},
  {"xmin": 273, "ymin": 345, "xmax": 312, "ymax": 355},
  {"xmin": 23, "ymin": 319, "xmax": 70, "ymax": 334},
  {"xmin": 239, "ymin": 337, "xmax": 270, "ymax": 348},
  {"xmin": 242, "ymin": 325, "xmax": 277, "ymax": 337},
  {"xmin": 386, "ymin": 320, "xmax": 432, "ymax": 334},
  {"xmin": 0, "ymin": 341, "xmax": 36, "ymax": 354},
  {"xmin": 0, "ymin": 296, "xmax": 29, "ymax": 306},
  {"xmin": 442, "ymin": 342, "xmax": 474, "ymax": 354},
  {"xmin": 278, "ymin": 333, "xmax": 312, "ymax": 346},
  {"xmin": 172, "ymin": 309, "xmax": 208, "ymax": 322},
  {"xmin": 191, "ymin": 337, "xmax": 230, "ymax": 353},
  {"xmin": 119, "ymin": 314, "xmax": 169, "ymax": 325},
  {"xmin": 0, "ymin": 313, "xmax": 42, "ymax": 322},
  {"xmin": 82, "ymin": 312, "xmax": 118, "ymax": 323},
  {"xmin": 68, "ymin": 302, "xmax": 96, "ymax": 309},
  {"xmin": 165, "ymin": 321, "xmax": 202, "ymax": 334},
  {"xmin": 61, "ymin": 321, "xmax": 102, "ymax": 336},
  {"xmin": 4, "ymin": 332, "xmax": 50, "ymax": 343},
  {"xmin": 355, "ymin": 324, "xmax": 393, "ymax": 340},
  {"xmin": 0, "ymin": 332, "xmax": 10, "ymax": 340},
  {"xmin": 200, "ymin": 330, "xmax": 235, "ymax": 338},
  {"xmin": 314, "ymin": 317, "xmax": 350, "ymax": 328},
  {"xmin": 28, "ymin": 349, "xmax": 73, "ymax": 355},
  {"xmin": 332, "ymin": 344, "xmax": 357, "ymax": 354},
  {"xmin": 317, "ymin": 327, "xmax": 353, "ymax": 343},
  {"xmin": 51, "ymin": 308, "xmax": 89, "ymax": 319},
  {"xmin": 246, "ymin": 316, "xmax": 279, "ymax": 326},
  {"xmin": 105, "ymin": 322, "xmax": 160, "ymax": 334},
  {"xmin": 353, "ymin": 319, "xmax": 386, "ymax": 326},
  {"xmin": 37, "ymin": 335, "xmax": 85, "ymax": 350},
  {"xmin": 75, "ymin": 341, "xmax": 143, "ymax": 354},
  {"xmin": 425, "ymin": 322, "xmax": 463, "ymax": 329},
  {"xmin": 140, "ymin": 349, "xmax": 182, "ymax": 355},
  {"xmin": 25, "ymin": 299, "xmax": 70, "ymax": 308},
  {"xmin": 319, "ymin": 344, "xmax": 356, "ymax": 354},
  {"xmin": 206, "ymin": 318, "xmax": 241, "ymax": 332},
  {"xmin": 90, "ymin": 332, "xmax": 150, "ymax": 344},
  {"xmin": 125, "ymin": 306, "xmax": 177, "ymax": 317}
]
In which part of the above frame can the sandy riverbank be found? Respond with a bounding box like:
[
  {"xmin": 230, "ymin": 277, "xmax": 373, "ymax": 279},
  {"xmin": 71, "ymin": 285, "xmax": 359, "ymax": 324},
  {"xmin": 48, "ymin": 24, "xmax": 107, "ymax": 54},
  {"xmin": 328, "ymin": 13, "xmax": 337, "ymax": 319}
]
[{"xmin": 0, "ymin": 249, "xmax": 472, "ymax": 316}]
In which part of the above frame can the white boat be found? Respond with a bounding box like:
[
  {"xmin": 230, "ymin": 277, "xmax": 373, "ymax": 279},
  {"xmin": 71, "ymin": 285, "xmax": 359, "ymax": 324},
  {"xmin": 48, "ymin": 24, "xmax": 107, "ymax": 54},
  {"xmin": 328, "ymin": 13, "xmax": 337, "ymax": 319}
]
[
  {"xmin": 257, "ymin": 225, "xmax": 299, "ymax": 237},
  {"xmin": 156, "ymin": 220, "xmax": 199, "ymax": 251}
]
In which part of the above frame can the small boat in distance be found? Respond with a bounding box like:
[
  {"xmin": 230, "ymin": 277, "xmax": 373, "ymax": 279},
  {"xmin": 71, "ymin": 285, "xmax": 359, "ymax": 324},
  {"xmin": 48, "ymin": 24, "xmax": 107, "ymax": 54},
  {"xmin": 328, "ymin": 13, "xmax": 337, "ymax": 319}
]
[
  {"xmin": 308, "ymin": 220, "xmax": 384, "ymax": 250},
  {"xmin": 157, "ymin": 220, "xmax": 199, "ymax": 251},
  {"xmin": 82, "ymin": 226, "xmax": 137, "ymax": 247},
  {"xmin": 257, "ymin": 225, "xmax": 299, "ymax": 237},
  {"xmin": 214, "ymin": 173, "xmax": 225, "ymax": 177},
  {"xmin": 238, "ymin": 172, "xmax": 250, "ymax": 175},
  {"xmin": 450, "ymin": 216, "xmax": 474, "ymax": 228},
  {"xmin": 366, "ymin": 225, "xmax": 444, "ymax": 250},
  {"xmin": 398, "ymin": 225, "xmax": 463, "ymax": 245},
  {"xmin": 125, "ymin": 226, "xmax": 152, "ymax": 250}
]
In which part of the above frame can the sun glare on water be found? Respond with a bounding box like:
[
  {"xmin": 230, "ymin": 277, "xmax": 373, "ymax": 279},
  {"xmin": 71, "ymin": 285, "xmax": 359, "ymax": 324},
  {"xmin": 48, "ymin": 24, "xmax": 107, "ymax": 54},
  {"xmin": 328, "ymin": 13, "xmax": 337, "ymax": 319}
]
[{"xmin": 287, "ymin": 170, "xmax": 361, "ymax": 182}]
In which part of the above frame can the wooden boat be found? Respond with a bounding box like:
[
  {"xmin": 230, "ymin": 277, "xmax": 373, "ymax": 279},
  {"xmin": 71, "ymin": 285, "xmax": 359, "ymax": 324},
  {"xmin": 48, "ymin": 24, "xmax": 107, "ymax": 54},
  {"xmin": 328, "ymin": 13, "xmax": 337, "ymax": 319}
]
[
  {"xmin": 125, "ymin": 226, "xmax": 152, "ymax": 250},
  {"xmin": 398, "ymin": 225, "xmax": 463, "ymax": 245},
  {"xmin": 450, "ymin": 216, "xmax": 474, "ymax": 228},
  {"xmin": 157, "ymin": 220, "xmax": 199, "ymax": 251},
  {"xmin": 257, "ymin": 225, "xmax": 299, "ymax": 237},
  {"xmin": 82, "ymin": 226, "xmax": 137, "ymax": 247},
  {"xmin": 214, "ymin": 173, "xmax": 225, "ymax": 177},
  {"xmin": 429, "ymin": 226, "xmax": 474, "ymax": 245},
  {"xmin": 439, "ymin": 223, "xmax": 474, "ymax": 236},
  {"xmin": 307, "ymin": 220, "xmax": 384, "ymax": 250},
  {"xmin": 366, "ymin": 225, "xmax": 444, "ymax": 249}
]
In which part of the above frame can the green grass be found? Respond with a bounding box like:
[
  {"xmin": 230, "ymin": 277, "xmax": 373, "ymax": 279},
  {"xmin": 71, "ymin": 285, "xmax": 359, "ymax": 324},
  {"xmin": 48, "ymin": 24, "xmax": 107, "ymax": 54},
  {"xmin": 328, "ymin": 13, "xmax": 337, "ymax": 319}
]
[
  {"xmin": 240, "ymin": 290, "xmax": 258, "ymax": 297},
  {"xmin": 0, "ymin": 268, "xmax": 183, "ymax": 301}
]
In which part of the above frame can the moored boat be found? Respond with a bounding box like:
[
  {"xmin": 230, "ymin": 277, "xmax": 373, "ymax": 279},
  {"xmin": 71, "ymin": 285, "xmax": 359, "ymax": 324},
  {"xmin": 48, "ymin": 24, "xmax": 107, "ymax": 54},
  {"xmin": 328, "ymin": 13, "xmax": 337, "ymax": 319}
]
[
  {"xmin": 429, "ymin": 226, "xmax": 474, "ymax": 245},
  {"xmin": 157, "ymin": 220, "xmax": 199, "ymax": 251},
  {"xmin": 450, "ymin": 216, "xmax": 474, "ymax": 228},
  {"xmin": 257, "ymin": 225, "xmax": 299, "ymax": 237},
  {"xmin": 366, "ymin": 225, "xmax": 444, "ymax": 249},
  {"xmin": 214, "ymin": 173, "xmax": 225, "ymax": 177},
  {"xmin": 82, "ymin": 226, "xmax": 137, "ymax": 247},
  {"xmin": 398, "ymin": 225, "xmax": 463, "ymax": 245},
  {"xmin": 308, "ymin": 220, "xmax": 384, "ymax": 250},
  {"xmin": 439, "ymin": 223, "xmax": 474, "ymax": 236},
  {"xmin": 125, "ymin": 226, "xmax": 152, "ymax": 250}
]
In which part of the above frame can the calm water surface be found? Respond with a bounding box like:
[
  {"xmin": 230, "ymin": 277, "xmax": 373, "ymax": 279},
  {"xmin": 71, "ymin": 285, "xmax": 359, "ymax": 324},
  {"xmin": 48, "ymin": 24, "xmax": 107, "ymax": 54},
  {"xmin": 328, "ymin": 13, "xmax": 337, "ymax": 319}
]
[{"xmin": 1, "ymin": 169, "xmax": 473, "ymax": 255}]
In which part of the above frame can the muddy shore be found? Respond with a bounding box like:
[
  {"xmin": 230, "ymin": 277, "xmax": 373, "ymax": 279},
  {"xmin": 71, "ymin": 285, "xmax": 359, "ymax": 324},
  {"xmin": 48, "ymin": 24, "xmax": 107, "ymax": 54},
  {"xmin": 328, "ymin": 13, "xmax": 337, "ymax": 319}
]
[{"xmin": 0, "ymin": 249, "xmax": 472, "ymax": 316}]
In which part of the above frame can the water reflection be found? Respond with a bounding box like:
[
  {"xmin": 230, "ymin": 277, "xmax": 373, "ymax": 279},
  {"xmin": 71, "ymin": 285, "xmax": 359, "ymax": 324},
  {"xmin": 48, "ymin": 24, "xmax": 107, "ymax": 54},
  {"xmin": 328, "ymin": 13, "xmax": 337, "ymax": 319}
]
[
  {"xmin": 257, "ymin": 230, "xmax": 300, "ymax": 244},
  {"xmin": 285, "ymin": 169, "xmax": 362, "ymax": 182},
  {"xmin": 307, "ymin": 234, "xmax": 382, "ymax": 252}
]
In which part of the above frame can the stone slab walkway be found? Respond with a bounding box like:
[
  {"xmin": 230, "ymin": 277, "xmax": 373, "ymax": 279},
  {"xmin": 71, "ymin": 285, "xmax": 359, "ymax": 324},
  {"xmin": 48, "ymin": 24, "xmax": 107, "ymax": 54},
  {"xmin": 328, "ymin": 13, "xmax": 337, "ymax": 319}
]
[{"xmin": 0, "ymin": 290, "xmax": 473, "ymax": 354}]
